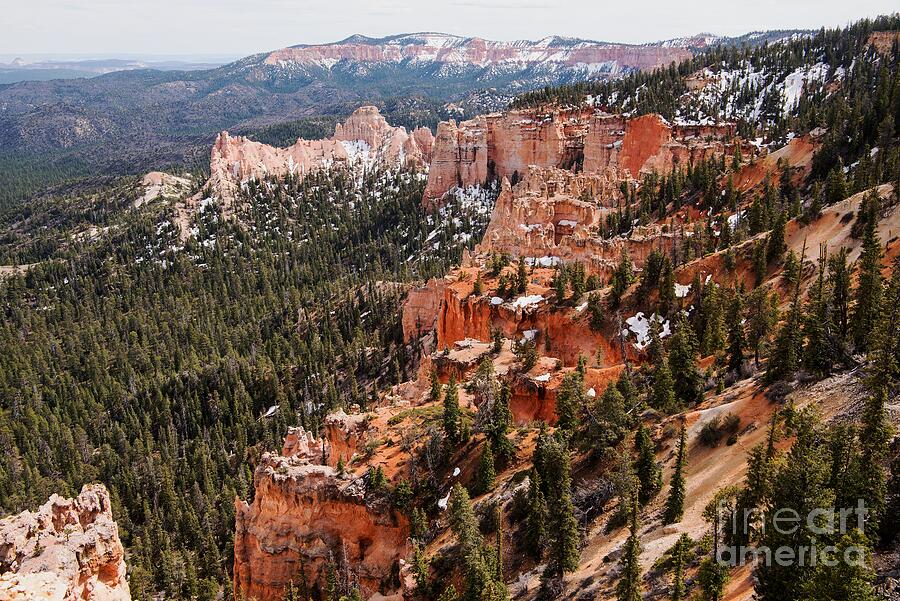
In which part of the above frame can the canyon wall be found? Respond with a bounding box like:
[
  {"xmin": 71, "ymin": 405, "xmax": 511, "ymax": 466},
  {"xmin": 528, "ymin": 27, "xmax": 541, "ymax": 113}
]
[
  {"xmin": 0, "ymin": 484, "xmax": 130, "ymax": 601},
  {"xmin": 423, "ymin": 108, "xmax": 753, "ymax": 204}
]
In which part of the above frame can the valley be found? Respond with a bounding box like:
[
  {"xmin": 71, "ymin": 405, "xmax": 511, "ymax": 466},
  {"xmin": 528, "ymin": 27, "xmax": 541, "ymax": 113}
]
[{"xmin": 0, "ymin": 13, "xmax": 899, "ymax": 601}]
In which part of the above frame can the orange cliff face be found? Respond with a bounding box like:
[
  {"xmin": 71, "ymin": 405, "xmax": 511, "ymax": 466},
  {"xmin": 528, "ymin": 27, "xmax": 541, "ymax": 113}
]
[
  {"xmin": 0, "ymin": 484, "xmax": 130, "ymax": 601},
  {"xmin": 234, "ymin": 434, "xmax": 409, "ymax": 601},
  {"xmin": 423, "ymin": 107, "xmax": 755, "ymax": 204}
]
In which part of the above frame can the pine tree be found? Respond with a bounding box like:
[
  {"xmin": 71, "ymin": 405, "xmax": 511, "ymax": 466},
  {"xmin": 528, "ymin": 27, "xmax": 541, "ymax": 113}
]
[
  {"xmin": 553, "ymin": 266, "xmax": 568, "ymax": 304},
  {"xmin": 443, "ymin": 376, "xmax": 461, "ymax": 446},
  {"xmin": 827, "ymin": 247, "xmax": 852, "ymax": 349},
  {"xmin": 430, "ymin": 369, "xmax": 442, "ymax": 403},
  {"xmin": 801, "ymin": 530, "xmax": 876, "ymax": 601},
  {"xmin": 851, "ymin": 219, "xmax": 883, "ymax": 353},
  {"xmin": 659, "ymin": 257, "xmax": 676, "ymax": 314},
  {"xmin": 650, "ymin": 349, "xmax": 678, "ymax": 413},
  {"xmin": 587, "ymin": 292, "xmax": 605, "ymax": 331},
  {"xmin": 516, "ymin": 259, "xmax": 528, "ymax": 295},
  {"xmin": 616, "ymin": 494, "xmax": 642, "ymax": 601},
  {"xmin": 555, "ymin": 371, "xmax": 583, "ymax": 431},
  {"xmin": 766, "ymin": 209, "xmax": 787, "ymax": 263},
  {"xmin": 474, "ymin": 442, "xmax": 496, "ymax": 495},
  {"xmin": 825, "ymin": 163, "xmax": 849, "ymax": 203},
  {"xmin": 746, "ymin": 287, "xmax": 777, "ymax": 366},
  {"xmin": 766, "ymin": 270, "xmax": 804, "ymax": 383},
  {"xmin": 663, "ymin": 422, "xmax": 687, "ymax": 524},
  {"xmin": 634, "ymin": 423, "xmax": 662, "ymax": 505},
  {"xmin": 725, "ymin": 289, "xmax": 745, "ymax": 372},
  {"xmin": 851, "ymin": 258, "xmax": 899, "ymax": 536},
  {"xmin": 699, "ymin": 283, "xmax": 726, "ymax": 356},
  {"xmin": 542, "ymin": 437, "xmax": 580, "ymax": 580},
  {"xmin": 757, "ymin": 410, "xmax": 833, "ymax": 601},
  {"xmin": 473, "ymin": 271, "xmax": 484, "ymax": 296},
  {"xmin": 669, "ymin": 534, "xmax": 691, "ymax": 601},
  {"xmin": 611, "ymin": 249, "xmax": 634, "ymax": 307},
  {"xmin": 412, "ymin": 543, "xmax": 430, "ymax": 593},
  {"xmin": 523, "ymin": 469, "xmax": 547, "ymax": 560},
  {"xmin": 802, "ymin": 246, "xmax": 836, "ymax": 375},
  {"xmin": 587, "ymin": 382, "xmax": 629, "ymax": 451},
  {"xmin": 669, "ymin": 317, "xmax": 703, "ymax": 405}
]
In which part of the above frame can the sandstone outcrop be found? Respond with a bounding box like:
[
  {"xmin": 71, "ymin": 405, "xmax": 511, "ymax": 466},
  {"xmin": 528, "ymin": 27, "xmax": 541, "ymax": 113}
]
[
  {"xmin": 423, "ymin": 107, "xmax": 754, "ymax": 204},
  {"xmin": 179, "ymin": 106, "xmax": 432, "ymax": 238},
  {"xmin": 0, "ymin": 484, "xmax": 130, "ymax": 601},
  {"xmin": 134, "ymin": 171, "xmax": 192, "ymax": 208},
  {"xmin": 233, "ymin": 439, "xmax": 408, "ymax": 601}
]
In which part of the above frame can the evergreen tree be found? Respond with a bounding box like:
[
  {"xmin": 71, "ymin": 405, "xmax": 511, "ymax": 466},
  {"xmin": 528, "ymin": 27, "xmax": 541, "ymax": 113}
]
[
  {"xmin": 802, "ymin": 246, "xmax": 837, "ymax": 375},
  {"xmin": 587, "ymin": 382, "xmax": 629, "ymax": 451},
  {"xmin": 523, "ymin": 469, "xmax": 546, "ymax": 560},
  {"xmin": 443, "ymin": 376, "xmax": 462, "ymax": 446},
  {"xmin": 587, "ymin": 292, "xmax": 605, "ymax": 331},
  {"xmin": 669, "ymin": 534, "xmax": 690, "ymax": 601},
  {"xmin": 541, "ymin": 436, "xmax": 580, "ymax": 580},
  {"xmin": 634, "ymin": 423, "xmax": 663, "ymax": 505},
  {"xmin": 669, "ymin": 317, "xmax": 703, "ymax": 406},
  {"xmin": 757, "ymin": 410, "xmax": 833, "ymax": 601},
  {"xmin": 827, "ymin": 248, "xmax": 852, "ymax": 350},
  {"xmin": 766, "ymin": 271, "xmax": 804, "ymax": 383},
  {"xmin": 616, "ymin": 495, "xmax": 642, "ymax": 601},
  {"xmin": 725, "ymin": 289, "xmax": 745, "ymax": 372},
  {"xmin": 699, "ymin": 283, "xmax": 726, "ymax": 356},
  {"xmin": 663, "ymin": 422, "xmax": 688, "ymax": 524},
  {"xmin": 766, "ymin": 210, "xmax": 787, "ymax": 263},
  {"xmin": 851, "ymin": 220, "xmax": 883, "ymax": 353},
  {"xmin": 746, "ymin": 287, "xmax": 778, "ymax": 366},
  {"xmin": 825, "ymin": 164, "xmax": 849, "ymax": 203},
  {"xmin": 430, "ymin": 369, "xmax": 442, "ymax": 403},
  {"xmin": 801, "ymin": 530, "xmax": 876, "ymax": 601},
  {"xmin": 611, "ymin": 250, "xmax": 634, "ymax": 307},
  {"xmin": 474, "ymin": 442, "xmax": 496, "ymax": 496},
  {"xmin": 554, "ymin": 371, "xmax": 583, "ymax": 431},
  {"xmin": 516, "ymin": 259, "xmax": 528, "ymax": 295}
]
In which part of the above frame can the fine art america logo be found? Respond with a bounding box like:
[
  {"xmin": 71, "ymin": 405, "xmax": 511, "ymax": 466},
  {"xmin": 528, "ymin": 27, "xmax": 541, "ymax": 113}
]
[{"xmin": 716, "ymin": 500, "xmax": 870, "ymax": 567}]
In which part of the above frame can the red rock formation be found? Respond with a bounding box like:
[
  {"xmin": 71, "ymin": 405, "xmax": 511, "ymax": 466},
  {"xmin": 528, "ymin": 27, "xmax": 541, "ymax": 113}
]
[
  {"xmin": 233, "ymin": 448, "xmax": 408, "ymax": 601},
  {"xmin": 178, "ymin": 106, "xmax": 433, "ymax": 239},
  {"xmin": 868, "ymin": 31, "xmax": 900, "ymax": 56},
  {"xmin": 322, "ymin": 410, "xmax": 369, "ymax": 467},
  {"xmin": 423, "ymin": 117, "xmax": 490, "ymax": 203},
  {"xmin": 423, "ymin": 107, "xmax": 753, "ymax": 204},
  {"xmin": 0, "ymin": 484, "xmax": 130, "ymax": 601}
]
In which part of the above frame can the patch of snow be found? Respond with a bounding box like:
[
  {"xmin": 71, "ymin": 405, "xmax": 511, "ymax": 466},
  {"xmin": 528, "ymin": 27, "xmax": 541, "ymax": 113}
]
[
  {"xmin": 522, "ymin": 329, "xmax": 538, "ymax": 341},
  {"xmin": 557, "ymin": 219, "xmax": 578, "ymax": 227},
  {"xmin": 525, "ymin": 256, "xmax": 561, "ymax": 267},
  {"xmin": 263, "ymin": 405, "xmax": 279, "ymax": 418},
  {"xmin": 624, "ymin": 312, "xmax": 671, "ymax": 350},
  {"xmin": 587, "ymin": 387, "xmax": 596, "ymax": 398},
  {"xmin": 675, "ymin": 283, "xmax": 692, "ymax": 298},
  {"xmin": 512, "ymin": 295, "xmax": 544, "ymax": 309},
  {"xmin": 438, "ymin": 490, "xmax": 451, "ymax": 511},
  {"xmin": 535, "ymin": 374, "xmax": 551, "ymax": 382},
  {"xmin": 452, "ymin": 467, "xmax": 461, "ymax": 477},
  {"xmin": 491, "ymin": 296, "xmax": 504, "ymax": 305}
]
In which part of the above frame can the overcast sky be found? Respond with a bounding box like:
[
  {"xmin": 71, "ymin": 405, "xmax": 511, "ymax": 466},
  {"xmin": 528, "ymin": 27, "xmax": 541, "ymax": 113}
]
[{"xmin": 4, "ymin": 0, "xmax": 898, "ymax": 58}]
